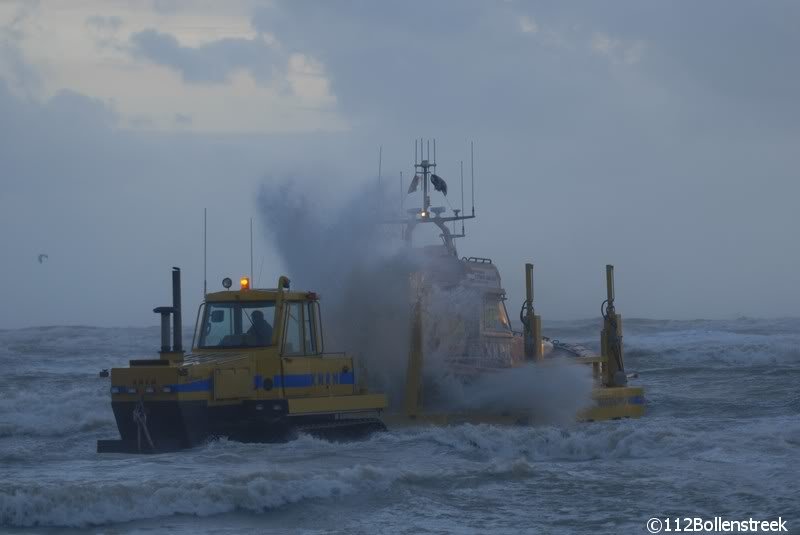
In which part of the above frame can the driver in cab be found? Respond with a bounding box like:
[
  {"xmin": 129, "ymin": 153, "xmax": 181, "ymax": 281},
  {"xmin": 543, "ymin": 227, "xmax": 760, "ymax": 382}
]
[{"xmin": 247, "ymin": 310, "xmax": 273, "ymax": 346}]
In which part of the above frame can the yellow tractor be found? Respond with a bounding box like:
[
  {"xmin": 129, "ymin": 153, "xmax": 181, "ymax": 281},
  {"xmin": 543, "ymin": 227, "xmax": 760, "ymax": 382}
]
[{"xmin": 97, "ymin": 269, "xmax": 387, "ymax": 453}]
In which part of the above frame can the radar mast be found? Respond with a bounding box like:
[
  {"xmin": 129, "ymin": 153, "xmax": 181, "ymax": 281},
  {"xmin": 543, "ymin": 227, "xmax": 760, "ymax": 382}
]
[{"xmin": 396, "ymin": 139, "xmax": 476, "ymax": 256}]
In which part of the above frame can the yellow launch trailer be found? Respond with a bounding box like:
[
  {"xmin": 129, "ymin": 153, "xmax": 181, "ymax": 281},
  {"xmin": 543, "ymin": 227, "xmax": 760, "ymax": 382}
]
[{"xmin": 395, "ymin": 264, "xmax": 645, "ymax": 426}]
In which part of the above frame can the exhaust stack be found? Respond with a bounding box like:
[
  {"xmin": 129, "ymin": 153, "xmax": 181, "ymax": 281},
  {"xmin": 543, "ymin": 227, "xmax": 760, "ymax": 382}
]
[
  {"xmin": 153, "ymin": 267, "xmax": 184, "ymax": 361},
  {"xmin": 172, "ymin": 267, "xmax": 182, "ymax": 353},
  {"xmin": 153, "ymin": 306, "xmax": 172, "ymax": 352}
]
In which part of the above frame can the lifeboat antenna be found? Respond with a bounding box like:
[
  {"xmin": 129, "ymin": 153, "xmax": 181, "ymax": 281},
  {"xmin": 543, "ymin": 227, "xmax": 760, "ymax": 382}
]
[
  {"xmin": 471, "ymin": 140, "xmax": 475, "ymax": 217},
  {"xmin": 377, "ymin": 145, "xmax": 383, "ymax": 217},
  {"xmin": 399, "ymin": 171, "xmax": 404, "ymax": 215},
  {"xmin": 249, "ymin": 217, "xmax": 254, "ymax": 285},
  {"xmin": 378, "ymin": 145, "xmax": 382, "ymax": 187},
  {"xmin": 203, "ymin": 208, "xmax": 207, "ymax": 297},
  {"xmin": 460, "ymin": 160, "xmax": 465, "ymax": 236},
  {"xmin": 386, "ymin": 139, "xmax": 476, "ymax": 253}
]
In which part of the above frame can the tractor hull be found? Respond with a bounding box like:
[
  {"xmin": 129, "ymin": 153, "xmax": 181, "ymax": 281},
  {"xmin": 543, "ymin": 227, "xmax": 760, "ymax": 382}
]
[{"xmin": 97, "ymin": 399, "xmax": 383, "ymax": 453}]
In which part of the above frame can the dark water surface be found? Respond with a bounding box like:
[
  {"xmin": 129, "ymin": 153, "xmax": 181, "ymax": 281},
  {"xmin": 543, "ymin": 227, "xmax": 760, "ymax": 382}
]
[{"xmin": 1, "ymin": 319, "xmax": 798, "ymax": 534}]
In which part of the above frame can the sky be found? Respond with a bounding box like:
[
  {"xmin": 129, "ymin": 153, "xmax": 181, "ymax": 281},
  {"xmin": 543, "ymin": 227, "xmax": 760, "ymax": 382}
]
[{"xmin": 0, "ymin": 0, "xmax": 798, "ymax": 328}]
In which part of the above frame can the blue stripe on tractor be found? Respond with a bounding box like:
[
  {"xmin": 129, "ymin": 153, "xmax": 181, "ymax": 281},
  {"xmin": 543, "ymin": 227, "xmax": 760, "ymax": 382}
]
[
  {"xmin": 169, "ymin": 378, "xmax": 212, "ymax": 392},
  {"xmin": 169, "ymin": 372, "xmax": 356, "ymax": 393},
  {"xmin": 265, "ymin": 372, "xmax": 354, "ymax": 388},
  {"xmin": 274, "ymin": 374, "xmax": 314, "ymax": 388},
  {"xmin": 629, "ymin": 395, "xmax": 645, "ymax": 405}
]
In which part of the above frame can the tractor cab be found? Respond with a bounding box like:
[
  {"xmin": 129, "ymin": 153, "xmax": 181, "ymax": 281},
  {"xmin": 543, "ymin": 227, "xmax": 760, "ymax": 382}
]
[{"xmin": 193, "ymin": 277, "xmax": 323, "ymax": 356}]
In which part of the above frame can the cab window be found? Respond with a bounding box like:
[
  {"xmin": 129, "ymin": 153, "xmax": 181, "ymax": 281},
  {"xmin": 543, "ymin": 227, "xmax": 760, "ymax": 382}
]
[
  {"xmin": 198, "ymin": 301, "xmax": 275, "ymax": 348},
  {"xmin": 282, "ymin": 302, "xmax": 303, "ymax": 355},
  {"xmin": 311, "ymin": 302, "xmax": 323, "ymax": 353},
  {"xmin": 483, "ymin": 298, "xmax": 511, "ymax": 332},
  {"xmin": 303, "ymin": 302, "xmax": 317, "ymax": 354}
]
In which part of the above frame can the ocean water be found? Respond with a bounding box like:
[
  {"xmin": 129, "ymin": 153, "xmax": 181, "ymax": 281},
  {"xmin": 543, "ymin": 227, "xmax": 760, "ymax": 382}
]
[{"xmin": 1, "ymin": 319, "xmax": 798, "ymax": 534}]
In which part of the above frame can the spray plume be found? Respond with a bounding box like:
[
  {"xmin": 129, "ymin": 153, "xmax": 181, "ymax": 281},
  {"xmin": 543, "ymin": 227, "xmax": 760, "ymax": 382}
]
[{"xmin": 258, "ymin": 178, "xmax": 593, "ymax": 420}]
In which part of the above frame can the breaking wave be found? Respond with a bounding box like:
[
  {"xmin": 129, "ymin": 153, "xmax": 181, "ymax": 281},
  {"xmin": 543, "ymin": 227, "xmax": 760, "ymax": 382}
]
[
  {"xmin": 1, "ymin": 463, "xmax": 404, "ymax": 527},
  {"xmin": 1, "ymin": 320, "xmax": 798, "ymax": 530},
  {"xmin": 4, "ymin": 415, "xmax": 800, "ymax": 527}
]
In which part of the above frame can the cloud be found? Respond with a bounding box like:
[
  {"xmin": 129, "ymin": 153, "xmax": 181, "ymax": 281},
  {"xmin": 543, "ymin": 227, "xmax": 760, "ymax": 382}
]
[
  {"xmin": 129, "ymin": 29, "xmax": 278, "ymax": 84},
  {"xmin": 0, "ymin": 80, "xmax": 118, "ymax": 197},
  {"xmin": 174, "ymin": 112, "xmax": 192, "ymax": 125},
  {"xmin": 0, "ymin": 2, "xmax": 344, "ymax": 133},
  {"xmin": 2, "ymin": 0, "xmax": 800, "ymax": 327},
  {"xmin": 519, "ymin": 15, "xmax": 538, "ymax": 34},
  {"xmin": 0, "ymin": 73, "xmax": 359, "ymax": 327},
  {"xmin": 590, "ymin": 32, "xmax": 645, "ymax": 65},
  {"xmin": 0, "ymin": 35, "xmax": 40, "ymax": 95},
  {"xmin": 249, "ymin": 1, "xmax": 537, "ymax": 131},
  {"xmin": 86, "ymin": 15, "xmax": 123, "ymax": 32},
  {"xmin": 285, "ymin": 53, "xmax": 335, "ymax": 104},
  {"xmin": 526, "ymin": 1, "xmax": 800, "ymax": 126},
  {"xmin": 0, "ymin": 3, "xmax": 41, "ymax": 95}
]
